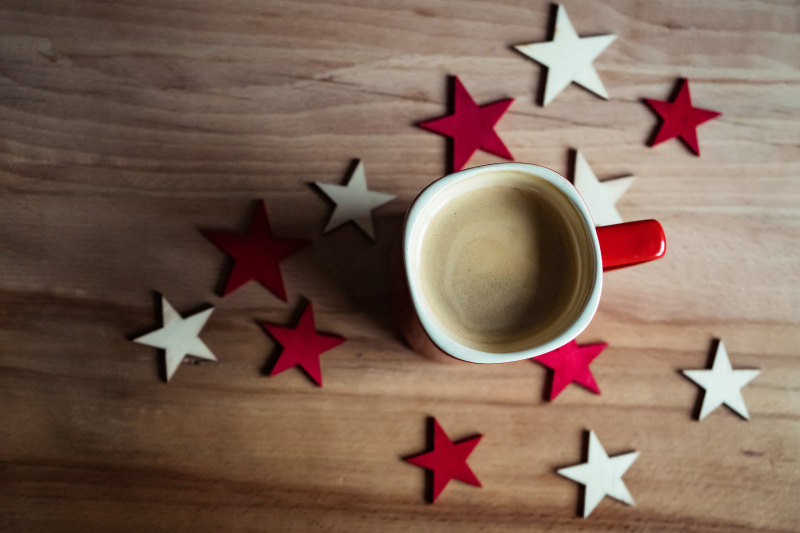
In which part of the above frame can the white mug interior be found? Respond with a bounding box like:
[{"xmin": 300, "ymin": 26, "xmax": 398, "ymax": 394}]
[{"xmin": 403, "ymin": 163, "xmax": 603, "ymax": 364}]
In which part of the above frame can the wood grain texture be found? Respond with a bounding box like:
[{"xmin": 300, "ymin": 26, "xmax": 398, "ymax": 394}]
[{"xmin": 1, "ymin": 0, "xmax": 799, "ymax": 531}]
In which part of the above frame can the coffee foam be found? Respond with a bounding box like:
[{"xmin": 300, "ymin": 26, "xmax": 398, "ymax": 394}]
[{"xmin": 412, "ymin": 170, "xmax": 595, "ymax": 354}]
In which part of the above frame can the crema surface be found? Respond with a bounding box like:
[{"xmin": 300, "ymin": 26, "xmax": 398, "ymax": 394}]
[{"xmin": 419, "ymin": 185, "xmax": 579, "ymax": 348}]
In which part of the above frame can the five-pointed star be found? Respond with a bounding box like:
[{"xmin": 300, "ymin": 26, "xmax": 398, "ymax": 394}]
[
  {"xmin": 535, "ymin": 339, "xmax": 607, "ymax": 401},
  {"xmin": 203, "ymin": 201, "xmax": 310, "ymax": 301},
  {"xmin": 133, "ymin": 296, "xmax": 216, "ymax": 382},
  {"xmin": 644, "ymin": 78, "xmax": 721, "ymax": 155},
  {"xmin": 514, "ymin": 5, "xmax": 617, "ymax": 106},
  {"xmin": 558, "ymin": 431, "xmax": 639, "ymax": 518},
  {"xmin": 315, "ymin": 160, "xmax": 396, "ymax": 240},
  {"xmin": 261, "ymin": 301, "xmax": 345, "ymax": 387},
  {"xmin": 419, "ymin": 76, "xmax": 514, "ymax": 172},
  {"xmin": 682, "ymin": 341, "xmax": 760, "ymax": 420},
  {"xmin": 405, "ymin": 418, "xmax": 482, "ymax": 503},
  {"xmin": 573, "ymin": 150, "xmax": 635, "ymax": 226}
]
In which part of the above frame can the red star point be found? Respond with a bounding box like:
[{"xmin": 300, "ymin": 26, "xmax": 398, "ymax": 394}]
[
  {"xmin": 644, "ymin": 78, "xmax": 721, "ymax": 156},
  {"xmin": 535, "ymin": 340, "xmax": 607, "ymax": 401},
  {"xmin": 262, "ymin": 301, "xmax": 345, "ymax": 387},
  {"xmin": 203, "ymin": 201, "xmax": 310, "ymax": 300},
  {"xmin": 405, "ymin": 418, "xmax": 482, "ymax": 503},
  {"xmin": 419, "ymin": 76, "xmax": 514, "ymax": 172}
]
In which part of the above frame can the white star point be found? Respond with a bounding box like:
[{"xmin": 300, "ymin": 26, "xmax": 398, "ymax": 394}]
[
  {"xmin": 515, "ymin": 5, "xmax": 616, "ymax": 106},
  {"xmin": 682, "ymin": 341, "xmax": 760, "ymax": 420},
  {"xmin": 557, "ymin": 430, "xmax": 639, "ymax": 518},
  {"xmin": 134, "ymin": 297, "xmax": 216, "ymax": 382},
  {"xmin": 315, "ymin": 160, "xmax": 396, "ymax": 240},
  {"xmin": 573, "ymin": 149, "xmax": 635, "ymax": 226}
]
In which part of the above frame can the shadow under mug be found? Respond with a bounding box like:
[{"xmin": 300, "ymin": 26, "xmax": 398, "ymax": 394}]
[{"xmin": 390, "ymin": 162, "xmax": 666, "ymax": 364}]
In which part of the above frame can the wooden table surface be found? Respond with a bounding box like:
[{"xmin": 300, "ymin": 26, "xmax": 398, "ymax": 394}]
[{"xmin": 1, "ymin": 1, "xmax": 799, "ymax": 531}]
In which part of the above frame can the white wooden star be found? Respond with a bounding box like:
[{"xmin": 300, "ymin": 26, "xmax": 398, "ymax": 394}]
[
  {"xmin": 514, "ymin": 5, "xmax": 617, "ymax": 106},
  {"xmin": 134, "ymin": 296, "xmax": 216, "ymax": 382},
  {"xmin": 315, "ymin": 160, "xmax": 396, "ymax": 240},
  {"xmin": 573, "ymin": 149, "xmax": 635, "ymax": 226},
  {"xmin": 557, "ymin": 431, "xmax": 639, "ymax": 518},
  {"xmin": 682, "ymin": 341, "xmax": 760, "ymax": 420}
]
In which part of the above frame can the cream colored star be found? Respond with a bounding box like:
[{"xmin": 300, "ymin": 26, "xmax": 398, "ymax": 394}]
[
  {"xmin": 315, "ymin": 160, "xmax": 396, "ymax": 240},
  {"xmin": 134, "ymin": 296, "xmax": 216, "ymax": 382},
  {"xmin": 573, "ymin": 150, "xmax": 635, "ymax": 226},
  {"xmin": 682, "ymin": 341, "xmax": 760, "ymax": 420},
  {"xmin": 558, "ymin": 431, "xmax": 639, "ymax": 518},
  {"xmin": 514, "ymin": 5, "xmax": 616, "ymax": 106}
]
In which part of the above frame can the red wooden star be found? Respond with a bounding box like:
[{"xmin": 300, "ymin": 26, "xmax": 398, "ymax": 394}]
[
  {"xmin": 261, "ymin": 301, "xmax": 345, "ymax": 387},
  {"xmin": 419, "ymin": 77, "xmax": 513, "ymax": 172},
  {"xmin": 405, "ymin": 418, "xmax": 482, "ymax": 502},
  {"xmin": 203, "ymin": 201, "xmax": 310, "ymax": 300},
  {"xmin": 644, "ymin": 78, "xmax": 721, "ymax": 156},
  {"xmin": 535, "ymin": 340, "xmax": 607, "ymax": 401}
]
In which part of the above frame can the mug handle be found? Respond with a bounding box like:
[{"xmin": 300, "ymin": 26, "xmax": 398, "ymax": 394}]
[{"xmin": 596, "ymin": 219, "xmax": 666, "ymax": 271}]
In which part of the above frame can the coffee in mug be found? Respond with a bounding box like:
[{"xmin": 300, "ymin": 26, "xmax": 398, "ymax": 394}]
[
  {"xmin": 412, "ymin": 168, "xmax": 598, "ymax": 355},
  {"xmin": 418, "ymin": 180, "xmax": 582, "ymax": 352},
  {"xmin": 398, "ymin": 163, "xmax": 665, "ymax": 364}
]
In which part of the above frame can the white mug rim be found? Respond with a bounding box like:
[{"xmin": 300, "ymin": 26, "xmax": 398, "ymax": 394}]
[{"xmin": 402, "ymin": 162, "xmax": 603, "ymax": 364}]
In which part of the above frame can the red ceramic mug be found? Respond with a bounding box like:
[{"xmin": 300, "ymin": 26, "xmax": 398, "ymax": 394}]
[{"xmin": 392, "ymin": 163, "xmax": 665, "ymax": 363}]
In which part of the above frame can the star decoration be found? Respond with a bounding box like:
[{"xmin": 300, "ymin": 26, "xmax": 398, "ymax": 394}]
[
  {"xmin": 644, "ymin": 78, "xmax": 721, "ymax": 155},
  {"xmin": 572, "ymin": 150, "xmax": 635, "ymax": 226},
  {"xmin": 418, "ymin": 76, "xmax": 513, "ymax": 172},
  {"xmin": 514, "ymin": 4, "xmax": 616, "ymax": 106},
  {"xmin": 261, "ymin": 301, "xmax": 345, "ymax": 387},
  {"xmin": 203, "ymin": 201, "xmax": 310, "ymax": 300},
  {"xmin": 535, "ymin": 339, "xmax": 607, "ymax": 401},
  {"xmin": 682, "ymin": 341, "xmax": 760, "ymax": 420},
  {"xmin": 133, "ymin": 296, "xmax": 216, "ymax": 382},
  {"xmin": 405, "ymin": 418, "xmax": 482, "ymax": 503},
  {"xmin": 314, "ymin": 160, "xmax": 396, "ymax": 240},
  {"xmin": 557, "ymin": 430, "xmax": 639, "ymax": 518}
]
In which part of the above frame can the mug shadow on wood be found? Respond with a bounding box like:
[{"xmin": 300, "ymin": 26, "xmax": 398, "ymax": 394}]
[{"xmin": 297, "ymin": 210, "xmax": 408, "ymax": 346}]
